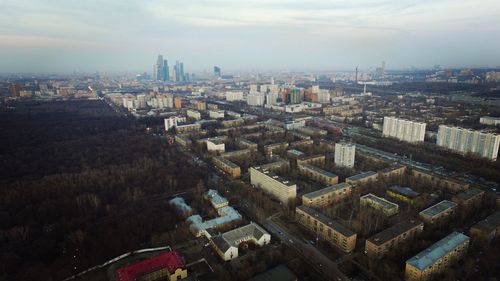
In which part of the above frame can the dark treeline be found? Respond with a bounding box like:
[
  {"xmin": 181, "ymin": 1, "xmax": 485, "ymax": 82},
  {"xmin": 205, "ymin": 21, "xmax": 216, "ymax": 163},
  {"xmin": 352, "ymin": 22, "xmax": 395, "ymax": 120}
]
[{"xmin": 0, "ymin": 100, "xmax": 205, "ymax": 281}]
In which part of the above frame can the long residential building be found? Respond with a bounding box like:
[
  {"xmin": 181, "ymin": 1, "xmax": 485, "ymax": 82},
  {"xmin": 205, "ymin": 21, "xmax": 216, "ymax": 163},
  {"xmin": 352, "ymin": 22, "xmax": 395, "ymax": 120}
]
[
  {"xmin": 296, "ymin": 205, "xmax": 357, "ymax": 253},
  {"xmin": 365, "ymin": 219, "xmax": 424, "ymax": 258},
  {"xmin": 405, "ymin": 232, "xmax": 470, "ymax": 281},
  {"xmin": 436, "ymin": 125, "xmax": 500, "ymax": 160},
  {"xmin": 298, "ymin": 163, "xmax": 339, "ymax": 185},
  {"xmin": 249, "ymin": 166, "xmax": 297, "ymax": 204},
  {"xmin": 360, "ymin": 193, "xmax": 399, "ymax": 216},
  {"xmin": 382, "ymin": 116, "xmax": 426, "ymax": 143},
  {"xmin": 302, "ymin": 183, "xmax": 353, "ymax": 208},
  {"xmin": 469, "ymin": 211, "xmax": 500, "ymax": 242},
  {"xmin": 419, "ymin": 200, "xmax": 457, "ymax": 225},
  {"xmin": 346, "ymin": 171, "xmax": 378, "ymax": 187},
  {"xmin": 213, "ymin": 156, "xmax": 241, "ymax": 179}
]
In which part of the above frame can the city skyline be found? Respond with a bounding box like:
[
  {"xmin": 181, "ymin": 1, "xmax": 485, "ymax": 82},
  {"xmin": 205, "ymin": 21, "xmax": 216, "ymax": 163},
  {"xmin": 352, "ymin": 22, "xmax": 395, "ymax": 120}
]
[{"xmin": 1, "ymin": 0, "xmax": 500, "ymax": 73}]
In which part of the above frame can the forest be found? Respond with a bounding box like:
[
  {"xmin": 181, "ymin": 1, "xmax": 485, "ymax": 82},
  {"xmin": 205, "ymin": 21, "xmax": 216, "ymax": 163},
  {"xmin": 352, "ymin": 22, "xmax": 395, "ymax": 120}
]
[{"xmin": 0, "ymin": 100, "xmax": 206, "ymax": 281}]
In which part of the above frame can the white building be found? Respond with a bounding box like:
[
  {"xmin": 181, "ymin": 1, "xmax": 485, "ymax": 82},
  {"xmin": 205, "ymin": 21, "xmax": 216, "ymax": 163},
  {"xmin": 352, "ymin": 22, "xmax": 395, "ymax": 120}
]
[
  {"xmin": 164, "ymin": 116, "xmax": 186, "ymax": 131},
  {"xmin": 247, "ymin": 92, "xmax": 265, "ymax": 106},
  {"xmin": 317, "ymin": 90, "xmax": 331, "ymax": 103},
  {"xmin": 335, "ymin": 142, "xmax": 356, "ymax": 168},
  {"xmin": 207, "ymin": 138, "xmax": 226, "ymax": 153},
  {"xmin": 266, "ymin": 92, "xmax": 278, "ymax": 105},
  {"xmin": 225, "ymin": 91, "xmax": 244, "ymax": 101},
  {"xmin": 187, "ymin": 109, "xmax": 201, "ymax": 120},
  {"xmin": 209, "ymin": 110, "xmax": 225, "ymax": 119},
  {"xmin": 249, "ymin": 166, "xmax": 297, "ymax": 204},
  {"xmin": 382, "ymin": 116, "xmax": 426, "ymax": 143},
  {"xmin": 480, "ymin": 116, "xmax": 500, "ymax": 126},
  {"xmin": 436, "ymin": 125, "xmax": 500, "ymax": 161}
]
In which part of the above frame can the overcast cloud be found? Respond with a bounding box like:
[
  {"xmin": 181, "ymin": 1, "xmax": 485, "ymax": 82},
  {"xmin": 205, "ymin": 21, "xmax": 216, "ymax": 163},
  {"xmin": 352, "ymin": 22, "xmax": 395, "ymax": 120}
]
[{"xmin": 1, "ymin": 0, "xmax": 499, "ymax": 73}]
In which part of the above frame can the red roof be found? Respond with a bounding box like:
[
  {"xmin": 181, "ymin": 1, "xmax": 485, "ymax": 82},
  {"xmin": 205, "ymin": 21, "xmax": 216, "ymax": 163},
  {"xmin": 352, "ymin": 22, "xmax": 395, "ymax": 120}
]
[{"xmin": 116, "ymin": 251, "xmax": 185, "ymax": 281}]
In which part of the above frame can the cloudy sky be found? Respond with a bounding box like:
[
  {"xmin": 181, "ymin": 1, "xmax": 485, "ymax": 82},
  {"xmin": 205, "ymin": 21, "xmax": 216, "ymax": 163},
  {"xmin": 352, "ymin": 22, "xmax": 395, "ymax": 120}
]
[{"xmin": 1, "ymin": 0, "xmax": 499, "ymax": 73}]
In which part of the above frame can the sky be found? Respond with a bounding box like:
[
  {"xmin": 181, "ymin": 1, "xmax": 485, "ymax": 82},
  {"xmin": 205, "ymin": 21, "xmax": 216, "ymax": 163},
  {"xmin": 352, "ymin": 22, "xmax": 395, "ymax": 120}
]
[{"xmin": 1, "ymin": 0, "xmax": 499, "ymax": 73}]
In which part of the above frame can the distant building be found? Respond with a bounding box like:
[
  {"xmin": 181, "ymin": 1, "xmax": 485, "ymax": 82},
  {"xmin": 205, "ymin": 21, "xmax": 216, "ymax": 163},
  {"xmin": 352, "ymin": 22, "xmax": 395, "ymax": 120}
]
[
  {"xmin": 214, "ymin": 66, "xmax": 221, "ymax": 77},
  {"xmin": 296, "ymin": 154, "xmax": 325, "ymax": 166},
  {"xmin": 8, "ymin": 83, "xmax": 21, "ymax": 97},
  {"xmin": 346, "ymin": 171, "xmax": 378, "ymax": 187},
  {"xmin": 249, "ymin": 166, "xmax": 297, "ymax": 205},
  {"xmin": 186, "ymin": 109, "xmax": 201, "ymax": 120},
  {"xmin": 419, "ymin": 200, "xmax": 457, "ymax": 225},
  {"xmin": 382, "ymin": 117, "xmax": 426, "ymax": 143},
  {"xmin": 436, "ymin": 125, "xmax": 500, "ymax": 160},
  {"xmin": 335, "ymin": 142, "xmax": 356, "ymax": 168},
  {"xmin": 213, "ymin": 156, "xmax": 241, "ymax": 179},
  {"xmin": 365, "ymin": 219, "xmax": 424, "ymax": 258},
  {"xmin": 175, "ymin": 123, "xmax": 201, "ymax": 133},
  {"xmin": 164, "ymin": 116, "xmax": 186, "ymax": 131},
  {"xmin": 247, "ymin": 92, "xmax": 265, "ymax": 106},
  {"xmin": 174, "ymin": 97, "xmax": 182, "ymax": 108},
  {"xmin": 302, "ymin": 182, "xmax": 352, "ymax": 208},
  {"xmin": 360, "ymin": 193, "xmax": 399, "ymax": 216},
  {"xmin": 115, "ymin": 250, "xmax": 187, "ymax": 281},
  {"xmin": 225, "ymin": 91, "xmax": 244, "ymax": 101},
  {"xmin": 411, "ymin": 168, "xmax": 469, "ymax": 192},
  {"xmin": 289, "ymin": 88, "xmax": 301, "ymax": 104},
  {"xmin": 451, "ymin": 188, "xmax": 484, "ymax": 207},
  {"xmin": 378, "ymin": 165, "xmax": 407, "ymax": 180},
  {"xmin": 208, "ymin": 110, "xmax": 225, "ymax": 119},
  {"xmin": 296, "ymin": 205, "xmax": 357, "ymax": 253},
  {"xmin": 469, "ymin": 211, "xmax": 500, "ymax": 242},
  {"xmin": 405, "ymin": 232, "xmax": 470, "ymax": 281},
  {"xmin": 480, "ymin": 116, "xmax": 500, "ymax": 126},
  {"xmin": 206, "ymin": 138, "xmax": 225, "ymax": 153},
  {"xmin": 298, "ymin": 163, "xmax": 339, "ymax": 185}
]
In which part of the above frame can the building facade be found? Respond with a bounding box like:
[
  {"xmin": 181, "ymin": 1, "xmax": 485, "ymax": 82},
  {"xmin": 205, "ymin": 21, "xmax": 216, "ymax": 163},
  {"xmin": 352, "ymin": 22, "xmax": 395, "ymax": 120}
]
[
  {"xmin": 360, "ymin": 193, "xmax": 399, "ymax": 216},
  {"xmin": 249, "ymin": 166, "xmax": 297, "ymax": 204},
  {"xmin": 334, "ymin": 142, "xmax": 356, "ymax": 168},
  {"xmin": 419, "ymin": 200, "xmax": 457, "ymax": 225},
  {"xmin": 382, "ymin": 116, "xmax": 426, "ymax": 143},
  {"xmin": 365, "ymin": 219, "xmax": 424, "ymax": 258},
  {"xmin": 302, "ymin": 183, "xmax": 352, "ymax": 208},
  {"xmin": 436, "ymin": 125, "xmax": 500, "ymax": 160}
]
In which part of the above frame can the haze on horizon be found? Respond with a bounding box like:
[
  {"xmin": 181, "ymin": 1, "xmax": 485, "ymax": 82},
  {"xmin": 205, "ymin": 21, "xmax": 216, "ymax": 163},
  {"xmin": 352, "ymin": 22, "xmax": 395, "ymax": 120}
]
[{"xmin": 1, "ymin": 0, "xmax": 500, "ymax": 74}]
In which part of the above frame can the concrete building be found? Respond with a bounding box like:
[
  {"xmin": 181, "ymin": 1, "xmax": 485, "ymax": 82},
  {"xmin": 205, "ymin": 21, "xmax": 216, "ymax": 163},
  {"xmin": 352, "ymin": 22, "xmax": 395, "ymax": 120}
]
[
  {"xmin": 249, "ymin": 166, "xmax": 297, "ymax": 205},
  {"xmin": 213, "ymin": 156, "xmax": 241, "ymax": 179},
  {"xmin": 386, "ymin": 185, "xmax": 421, "ymax": 204},
  {"xmin": 469, "ymin": 211, "xmax": 500, "ymax": 242},
  {"xmin": 346, "ymin": 171, "xmax": 378, "ymax": 187},
  {"xmin": 116, "ymin": 251, "xmax": 188, "ymax": 281},
  {"xmin": 175, "ymin": 123, "xmax": 201, "ymax": 133},
  {"xmin": 206, "ymin": 138, "xmax": 225, "ymax": 153},
  {"xmin": 164, "ymin": 116, "xmax": 186, "ymax": 131},
  {"xmin": 365, "ymin": 219, "xmax": 424, "ymax": 258},
  {"xmin": 263, "ymin": 142, "xmax": 289, "ymax": 154},
  {"xmin": 378, "ymin": 165, "xmax": 407, "ymax": 180},
  {"xmin": 411, "ymin": 169, "xmax": 469, "ymax": 192},
  {"xmin": 225, "ymin": 91, "xmax": 244, "ymax": 101},
  {"xmin": 419, "ymin": 200, "xmax": 457, "ymax": 225},
  {"xmin": 382, "ymin": 116, "xmax": 426, "ymax": 143},
  {"xmin": 186, "ymin": 109, "xmax": 201, "ymax": 120},
  {"xmin": 208, "ymin": 222, "xmax": 271, "ymax": 261},
  {"xmin": 436, "ymin": 125, "xmax": 500, "ymax": 160},
  {"xmin": 247, "ymin": 92, "xmax": 266, "ymax": 106},
  {"xmin": 405, "ymin": 232, "xmax": 470, "ymax": 281},
  {"xmin": 296, "ymin": 205, "xmax": 357, "ymax": 253},
  {"xmin": 209, "ymin": 110, "xmax": 225, "ymax": 119},
  {"xmin": 480, "ymin": 116, "xmax": 500, "ymax": 126},
  {"xmin": 298, "ymin": 163, "xmax": 339, "ymax": 185},
  {"xmin": 452, "ymin": 188, "xmax": 484, "ymax": 207},
  {"xmin": 266, "ymin": 92, "xmax": 279, "ymax": 105},
  {"xmin": 360, "ymin": 193, "xmax": 399, "ymax": 216},
  {"xmin": 296, "ymin": 154, "xmax": 326, "ymax": 166},
  {"xmin": 335, "ymin": 142, "xmax": 356, "ymax": 168},
  {"xmin": 302, "ymin": 183, "xmax": 352, "ymax": 208}
]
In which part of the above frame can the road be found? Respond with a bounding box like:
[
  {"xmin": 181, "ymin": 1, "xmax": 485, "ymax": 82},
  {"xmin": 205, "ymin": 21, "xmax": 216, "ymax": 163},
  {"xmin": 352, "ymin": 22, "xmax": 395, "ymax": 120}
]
[{"xmin": 263, "ymin": 215, "xmax": 348, "ymax": 281}]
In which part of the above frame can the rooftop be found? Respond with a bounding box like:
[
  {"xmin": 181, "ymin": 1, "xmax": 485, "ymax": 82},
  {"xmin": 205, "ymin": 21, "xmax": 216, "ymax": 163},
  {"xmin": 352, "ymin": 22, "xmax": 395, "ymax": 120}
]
[
  {"xmin": 346, "ymin": 171, "xmax": 378, "ymax": 182},
  {"xmin": 303, "ymin": 182, "xmax": 351, "ymax": 200},
  {"xmin": 471, "ymin": 211, "xmax": 500, "ymax": 233},
  {"xmin": 406, "ymin": 232, "xmax": 469, "ymax": 271},
  {"xmin": 388, "ymin": 185, "xmax": 420, "ymax": 198},
  {"xmin": 361, "ymin": 193, "xmax": 399, "ymax": 210},
  {"xmin": 287, "ymin": 149, "xmax": 305, "ymax": 157},
  {"xmin": 116, "ymin": 251, "xmax": 185, "ymax": 281},
  {"xmin": 300, "ymin": 163, "xmax": 338, "ymax": 178},
  {"xmin": 252, "ymin": 166, "xmax": 296, "ymax": 187},
  {"xmin": 215, "ymin": 156, "xmax": 239, "ymax": 168},
  {"xmin": 453, "ymin": 188, "xmax": 484, "ymax": 201},
  {"xmin": 367, "ymin": 219, "xmax": 423, "ymax": 246},
  {"xmin": 207, "ymin": 189, "xmax": 228, "ymax": 207},
  {"xmin": 420, "ymin": 200, "xmax": 457, "ymax": 218},
  {"xmin": 296, "ymin": 205, "xmax": 356, "ymax": 237},
  {"xmin": 169, "ymin": 197, "xmax": 192, "ymax": 213}
]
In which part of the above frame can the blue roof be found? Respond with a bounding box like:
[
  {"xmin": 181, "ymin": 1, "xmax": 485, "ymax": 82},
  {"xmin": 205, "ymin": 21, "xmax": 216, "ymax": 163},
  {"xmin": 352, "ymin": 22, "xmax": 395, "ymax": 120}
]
[{"xmin": 406, "ymin": 232, "xmax": 469, "ymax": 271}]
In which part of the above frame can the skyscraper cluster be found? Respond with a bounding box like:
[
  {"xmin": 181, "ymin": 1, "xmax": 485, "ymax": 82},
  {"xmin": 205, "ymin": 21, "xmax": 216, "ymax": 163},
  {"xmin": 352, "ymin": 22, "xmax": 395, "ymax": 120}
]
[{"xmin": 153, "ymin": 55, "xmax": 189, "ymax": 82}]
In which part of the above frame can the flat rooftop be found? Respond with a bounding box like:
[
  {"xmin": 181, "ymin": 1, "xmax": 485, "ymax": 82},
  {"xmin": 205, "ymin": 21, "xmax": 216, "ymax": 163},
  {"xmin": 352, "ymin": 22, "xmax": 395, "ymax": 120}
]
[
  {"xmin": 207, "ymin": 189, "xmax": 228, "ymax": 207},
  {"xmin": 361, "ymin": 193, "xmax": 399, "ymax": 210},
  {"xmin": 367, "ymin": 219, "xmax": 423, "ymax": 246},
  {"xmin": 252, "ymin": 166, "xmax": 296, "ymax": 187},
  {"xmin": 300, "ymin": 163, "xmax": 338, "ymax": 178},
  {"xmin": 454, "ymin": 188, "xmax": 484, "ymax": 201},
  {"xmin": 420, "ymin": 200, "xmax": 457, "ymax": 218},
  {"xmin": 406, "ymin": 232, "xmax": 469, "ymax": 271},
  {"xmin": 303, "ymin": 182, "xmax": 350, "ymax": 200},
  {"xmin": 347, "ymin": 171, "xmax": 377, "ymax": 182},
  {"xmin": 388, "ymin": 185, "xmax": 420, "ymax": 198},
  {"xmin": 214, "ymin": 156, "xmax": 239, "ymax": 168},
  {"xmin": 296, "ymin": 205, "xmax": 356, "ymax": 237},
  {"xmin": 471, "ymin": 211, "xmax": 500, "ymax": 233}
]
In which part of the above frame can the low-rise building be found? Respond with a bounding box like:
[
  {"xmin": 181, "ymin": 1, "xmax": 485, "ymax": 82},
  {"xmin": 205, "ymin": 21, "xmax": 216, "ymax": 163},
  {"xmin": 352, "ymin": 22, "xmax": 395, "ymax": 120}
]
[
  {"xmin": 469, "ymin": 211, "xmax": 500, "ymax": 242},
  {"xmin": 302, "ymin": 183, "xmax": 352, "ymax": 208},
  {"xmin": 186, "ymin": 109, "xmax": 201, "ymax": 120},
  {"xmin": 296, "ymin": 154, "xmax": 326, "ymax": 166},
  {"xmin": 378, "ymin": 165, "xmax": 407, "ymax": 180},
  {"xmin": 386, "ymin": 185, "xmax": 421, "ymax": 204},
  {"xmin": 238, "ymin": 138, "xmax": 258, "ymax": 150},
  {"xmin": 165, "ymin": 116, "xmax": 187, "ymax": 131},
  {"xmin": 209, "ymin": 109, "xmax": 225, "ymax": 119},
  {"xmin": 419, "ymin": 200, "xmax": 457, "ymax": 225},
  {"xmin": 263, "ymin": 142, "xmax": 289, "ymax": 154},
  {"xmin": 360, "ymin": 193, "xmax": 399, "ymax": 216},
  {"xmin": 452, "ymin": 188, "xmax": 484, "ymax": 207},
  {"xmin": 213, "ymin": 156, "xmax": 241, "ymax": 179},
  {"xmin": 208, "ymin": 222, "xmax": 271, "ymax": 261},
  {"xmin": 296, "ymin": 205, "xmax": 357, "ymax": 253},
  {"xmin": 206, "ymin": 138, "xmax": 225, "ymax": 153},
  {"xmin": 249, "ymin": 166, "xmax": 297, "ymax": 204},
  {"xmin": 220, "ymin": 148, "xmax": 253, "ymax": 159},
  {"xmin": 405, "ymin": 232, "xmax": 470, "ymax": 281},
  {"xmin": 411, "ymin": 169, "xmax": 469, "ymax": 192},
  {"xmin": 174, "ymin": 135, "xmax": 191, "ymax": 147},
  {"xmin": 365, "ymin": 219, "xmax": 424, "ymax": 258},
  {"xmin": 298, "ymin": 163, "xmax": 339, "ymax": 185},
  {"xmin": 115, "ymin": 251, "xmax": 188, "ymax": 281},
  {"xmin": 221, "ymin": 118, "xmax": 244, "ymax": 128},
  {"xmin": 175, "ymin": 123, "xmax": 201, "ymax": 133},
  {"xmin": 206, "ymin": 189, "xmax": 229, "ymax": 209},
  {"xmin": 346, "ymin": 171, "xmax": 378, "ymax": 187},
  {"xmin": 297, "ymin": 126, "xmax": 328, "ymax": 137}
]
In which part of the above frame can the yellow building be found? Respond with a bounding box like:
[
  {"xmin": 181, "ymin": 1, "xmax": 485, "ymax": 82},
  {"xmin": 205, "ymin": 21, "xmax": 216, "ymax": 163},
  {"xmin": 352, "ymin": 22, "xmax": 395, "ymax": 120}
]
[
  {"xmin": 296, "ymin": 205, "xmax": 357, "ymax": 253},
  {"xmin": 250, "ymin": 166, "xmax": 297, "ymax": 205},
  {"xmin": 405, "ymin": 232, "xmax": 469, "ymax": 281},
  {"xmin": 386, "ymin": 185, "xmax": 421, "ymax": 204},
  {"xmin": 346, "ymin": 171, "xmax": 378, "ymax": 187},
  {"xmin": 302, "ymin": 183, "xmax": 352, "ymax": 208},
  {"xmin": 296, "ymin": 154, "xmax": 326, "ymax": 166},
  {"xmin": 213, "ymin": 156, "xmax": 241, "ymax": 179},
  {"xmin": 365, "ymin": 219, "xmax": 423, "ymax": 258},
  {"xmin": 298, "ymin": 163, "xmax": 339, "ymax": 185}
]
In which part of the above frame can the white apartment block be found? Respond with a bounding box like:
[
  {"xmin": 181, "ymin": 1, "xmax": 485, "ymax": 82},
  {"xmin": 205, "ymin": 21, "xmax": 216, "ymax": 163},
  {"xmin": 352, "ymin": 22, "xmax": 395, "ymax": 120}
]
[
  {"xmin": 382, "ymin": 117, "xmax": 426, "ymax": 143},
  {"xmin": 186, "ymin": 109, "xmax": 201, "ymax": 120},
  {"xmin": 247, "ymin": 92, "xmax": 265, "ymax": 106},
  {"xmin": 225, "ymin": 91, "xmax": 244, "ymax": 101},
  {"xmin": 164, "ymin": 116, "xmax": 186, "ymax": 131},
  {"xmin": 480, "ymin": 116, "xmax": 500, "ymax": 126},
  {"xmin": 335, "ymin": 142, "xmax": 356, "ymax": 168},
  {"xmin": 436, "ymin": 125, "xmax": 500, "ymax": 160}
]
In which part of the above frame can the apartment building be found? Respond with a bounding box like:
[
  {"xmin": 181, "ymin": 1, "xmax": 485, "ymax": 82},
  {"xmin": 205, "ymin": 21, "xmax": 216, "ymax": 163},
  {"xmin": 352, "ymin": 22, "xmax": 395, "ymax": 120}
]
[
  {"xmin": 334, "ymin": 142, "xmax": 356, "ymax": 168},
  {"xmin": 296, "ymin": 154, "xmax": 326, "ymax": 166},
  {"xmin": 206, "ymin": 138, "xmax": 225, "ymax": 153},
  {"xmin": 378, "ymin": 165, "xmax": 407, "ymax": 180},
  {"xmin": 213, "ymin": 156, "xmax": 241, "ymax": 179},
  {"xmin": 405, "ymin": 232, "xmax": 470, "ymax": 281},
  {"xmin": 302, "ymin": 183, "xmax": 353, "ymax": 208},
  {"xmin": 469, "ymin": 211, "xmax": 500, "ymax": 242},
  {"xmin": 296, "ymin": 205, "xmax": 357, "ymax": 253},
  {"xmin": 360, "ymin": 193, "xmax": 399, "ymax": 216},
  {"xmin": 263, "ymin": 142, "xmax": 289, "ymax": 154},
  {"xmin": 298, "ymin": 163, "xmax": 339, "ymax": 185},
  {"xmin": 436, "ymin": 125, "xmax": 500, "ymax": 160},
  {"xmin": 175, "ymin": 123, "xmax": 201, "ymax": 133},
  {"xmin": 452, "ymin": 188, "xmax": 484, "ymax": 207},
  {"xmin": 382, "ymin": 116, "xmax": 426, "ymax": 143},
  {"xmin": 419, "ymin": 200, "xmax": 457, "ymax": 225},
  {"xmin": 249, "ymin": 166, "xmax": 297, "ymax": 204},
  {"xmin": 346, "ymin": 171, "xmax": 378, "ymax": 187},
  {"xmin": 386, "ymin": 185, "xmax": 421, "ymax": 204},
  {"xmin": 186, "ymin": 109, "xmax": 201, "ymax": 120},
  {"xmin": 411, "ymin": 169, "xmax": 469, "ymax": 192},
  {"xmin": 365, "ymin": 219, "xmax": 424, "ymax": 258}
]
